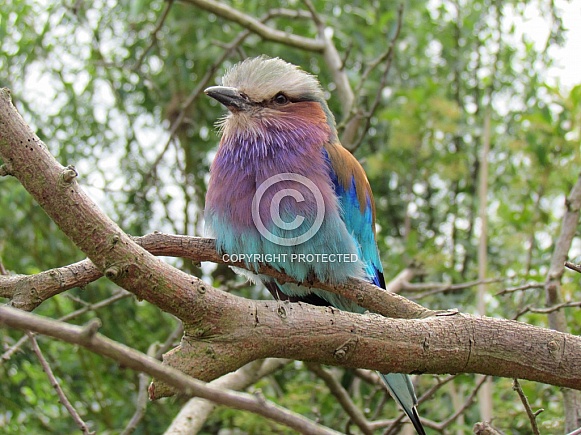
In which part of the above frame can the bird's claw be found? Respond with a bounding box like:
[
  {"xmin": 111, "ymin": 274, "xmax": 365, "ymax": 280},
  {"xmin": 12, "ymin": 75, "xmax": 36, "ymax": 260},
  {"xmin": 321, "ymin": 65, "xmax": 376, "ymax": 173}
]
[{"xmin": 419, "ymin": 308, "xmax": 459, "ymax": 318}]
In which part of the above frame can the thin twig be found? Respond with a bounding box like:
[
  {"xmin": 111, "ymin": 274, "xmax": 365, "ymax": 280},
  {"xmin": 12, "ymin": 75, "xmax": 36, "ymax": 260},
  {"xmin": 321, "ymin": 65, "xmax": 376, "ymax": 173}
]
[
  {"xmin": 339, "ymin": 43, "xmax": 353, "ymax": 71},
  {"xmin": 406, "ymin": 277, "xmax": 505, "ymax": 299},
  {"xmin": 564, "ymin": 261, "xmax": 581, "ymax": 274},
  {"xmin": 417, "ymin": 374, "xmax": 458, "ymax": 404},
  {"xmin": 367, "ymin": 385, "xmax": 388, "ymax": 420},
  {"xmin": 496, "ymin": 282, "xmax": 544, "ymax": 296},
  {"xmin": 64, "ymin": 292, "xmax": 91, "ymax": 306},
  {"xmin": 513, "ymin": 379, "xmax": 542, "ymax": 435},
  {"xmin": 405, "ymin": 277, "xmax": 504, "ymax": 292},
  {"xmin": 306, "ymin": 363, "xmax": 373, "ymax": 435},
  {"xmin": 122, "ymin": 325, "xmax": 182, "ymax": 433},
  {"xmin": 301, "ymin": 0, "xmax": 324, "ymax": 27},
  {"xmin": 27, "ymin": 332, "xmax": 95, "ymax": 435},
  {"xmin": 514, "ymin": 300, "xmax": 581, "ymax": 320},
  {"xmin": 262, "ymin": 8, "xmax": 313, "ymax": 20},
  {"xmin": 349, "ymin": 4, "xmax": 404, "ymax": 152},
  {"xmin": 121, "ymin": 372, "xmax": 151, "ymax": 434},
  {"xmin": 133, "ymin": 0, "xmax": 175, "ymax": 71},
  {"xmin": 435, "ymin": 375, "xmax": 489, "ymax": 430},
  {"xmin": 154, "ymin": 320, "xmax": 183, "ymax": 360},
  {"xmin": 356, "ymin": 4, "xmax": 403, "ymax": 96}
]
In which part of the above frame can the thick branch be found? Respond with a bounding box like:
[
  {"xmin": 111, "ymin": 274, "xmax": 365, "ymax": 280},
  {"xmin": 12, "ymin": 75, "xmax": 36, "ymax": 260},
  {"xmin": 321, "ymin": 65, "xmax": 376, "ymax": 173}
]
[
  {"xmin": 155, "ymin": 299, "xmax": 581, "ymax": 397},
  {"xmin": 3, "ymin": 294, "xmax": 581, "ymax": 395},
  {"xmin": 0, "ymin": 260, "xmax": 103, "ymax": 311}
]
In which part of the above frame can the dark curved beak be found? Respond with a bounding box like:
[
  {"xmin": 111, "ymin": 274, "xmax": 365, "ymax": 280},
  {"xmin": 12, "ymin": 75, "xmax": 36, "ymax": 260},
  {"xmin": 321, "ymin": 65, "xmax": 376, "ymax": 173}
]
[{"xmin": 204, "ymin": 86, "xmax": 249, "ymax": 111}]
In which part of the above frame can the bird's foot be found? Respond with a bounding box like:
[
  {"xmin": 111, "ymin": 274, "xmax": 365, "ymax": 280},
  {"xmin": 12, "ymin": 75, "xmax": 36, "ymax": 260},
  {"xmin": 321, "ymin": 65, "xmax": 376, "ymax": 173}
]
[{"xmin": 419, "ymin": 308, "xmax": 459, "ymax": 318}]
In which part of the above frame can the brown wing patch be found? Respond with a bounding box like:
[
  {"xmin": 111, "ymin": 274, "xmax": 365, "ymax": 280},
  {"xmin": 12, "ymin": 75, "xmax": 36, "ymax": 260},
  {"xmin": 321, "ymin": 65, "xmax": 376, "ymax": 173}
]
[{"xmin": 324, "ymin": 142, "xmax": 377, "ymax": 227}]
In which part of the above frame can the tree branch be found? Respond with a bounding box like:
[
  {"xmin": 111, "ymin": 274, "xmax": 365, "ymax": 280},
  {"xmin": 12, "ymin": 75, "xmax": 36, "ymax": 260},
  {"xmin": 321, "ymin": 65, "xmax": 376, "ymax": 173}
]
[
  {"xmin": 121, "ymin": 372, "xmax": 150, "ymax": 435},
  {"xmin": 133, "ymin": 0, "xmax": 175, "ymax": 71},
  {"xmin": 179, "ymin": 0, "xmax": 324, "ymax": 52},
  {"xmin": 433, "ymin": 375, "xmax": 488, "ymax": 430},
  {"xmin": 545, "ymin": 172, "xmax": 581, "ymax": 330},
  {"xmin": 404, "ymin": 277, "xmax": 505, "ymax": 299},
  {"xmin": 0, "ymin": 307, "xmax": 338, "ymax": 435},
  {"xmin": 347, "ymin": 4, "xmax": 404, "ymax": 152},
  {"xmin": 515, "ymin": 300, "xmax": 581, "ymax": 320},
  {"xmin": 28, "ymin": 332, "xmax": 95, "ymax": 435},
  {"xmin": 496, "ymin": 282, "xmax": 544, "ymax": 296},
  {"xmin": 564, "ymin": 261, "xmax": 581, "ymax": 274},
  {"xmin": 513, "ymin": 379, "xmax": 542, "ymax": 435},
  {"xmin": 306, "ymin": 363, "xmax": 374, "ymax": 435},
  {"xmin": 2, "ymin": 289, "xmax": 130, "ymax": 361}
]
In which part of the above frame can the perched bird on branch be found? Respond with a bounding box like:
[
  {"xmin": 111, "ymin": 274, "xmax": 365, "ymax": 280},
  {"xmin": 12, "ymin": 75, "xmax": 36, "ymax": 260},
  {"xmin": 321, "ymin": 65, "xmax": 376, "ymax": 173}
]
[{"xmin": 204, "ymin": 56, "xmax": 426, "ymax": 435}]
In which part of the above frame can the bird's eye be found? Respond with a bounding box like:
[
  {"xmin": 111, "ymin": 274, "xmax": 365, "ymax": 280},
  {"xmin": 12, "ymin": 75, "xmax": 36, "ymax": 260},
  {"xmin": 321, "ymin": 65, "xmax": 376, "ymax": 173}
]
[{"xmin": 273, "ymin": 93, "xmax": 289, "ymax": 105}]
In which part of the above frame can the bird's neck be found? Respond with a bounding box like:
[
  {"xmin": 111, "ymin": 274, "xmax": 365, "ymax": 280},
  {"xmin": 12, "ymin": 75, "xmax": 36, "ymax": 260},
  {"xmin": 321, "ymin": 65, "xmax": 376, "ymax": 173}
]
[{"xmin": 218, "ymin": 100, "xmax": 335, "ymax": 157}]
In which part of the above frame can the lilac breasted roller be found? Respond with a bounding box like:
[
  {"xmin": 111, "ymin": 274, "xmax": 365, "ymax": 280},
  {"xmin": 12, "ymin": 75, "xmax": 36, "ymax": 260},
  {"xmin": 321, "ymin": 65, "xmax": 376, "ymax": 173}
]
[{"xmin": 204, "ymin": 56, "xmax": 426, "ymax": 435}]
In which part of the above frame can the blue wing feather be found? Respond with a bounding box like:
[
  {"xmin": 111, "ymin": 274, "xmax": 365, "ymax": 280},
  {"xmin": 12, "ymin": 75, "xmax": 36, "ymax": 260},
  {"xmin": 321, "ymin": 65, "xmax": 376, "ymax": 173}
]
[
  {"xmin": 323, "ymin": 145, "xmax": 426, "ymax": 435},
  {"xmin": 323, "ymin": 147, "xmax": 385, "ymax": 289}
]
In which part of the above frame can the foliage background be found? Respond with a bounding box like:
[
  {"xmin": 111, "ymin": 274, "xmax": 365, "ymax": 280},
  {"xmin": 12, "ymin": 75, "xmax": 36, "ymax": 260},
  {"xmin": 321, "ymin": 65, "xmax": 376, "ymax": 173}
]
[{"xmin": 1, "ymin": 0, "xmax": 579, "ymax": 433}]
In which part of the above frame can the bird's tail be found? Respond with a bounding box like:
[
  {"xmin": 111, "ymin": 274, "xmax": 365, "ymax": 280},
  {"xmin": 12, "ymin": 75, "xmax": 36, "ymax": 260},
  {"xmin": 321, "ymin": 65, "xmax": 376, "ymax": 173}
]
[{"xmin": 379, "ymin": 373, "xmax": 426, "ymax": 435}]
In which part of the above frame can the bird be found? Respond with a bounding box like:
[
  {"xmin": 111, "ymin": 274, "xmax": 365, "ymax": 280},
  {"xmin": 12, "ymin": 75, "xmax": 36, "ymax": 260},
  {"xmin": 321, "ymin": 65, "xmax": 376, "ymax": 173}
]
[{"xmin": 204, "ymin": 56, "xmax": 426, "ymax": 435}]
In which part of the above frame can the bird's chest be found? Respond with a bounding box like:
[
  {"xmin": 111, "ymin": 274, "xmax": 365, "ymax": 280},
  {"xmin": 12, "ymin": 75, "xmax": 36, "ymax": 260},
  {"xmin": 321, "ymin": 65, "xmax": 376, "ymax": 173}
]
[
  {"xmin": 204, "ymin": 137, "xmax": 365, "ymax": 286},
  {"xmin": 206, "ymin": 141, "xmax": 333, "ymax": 236}
]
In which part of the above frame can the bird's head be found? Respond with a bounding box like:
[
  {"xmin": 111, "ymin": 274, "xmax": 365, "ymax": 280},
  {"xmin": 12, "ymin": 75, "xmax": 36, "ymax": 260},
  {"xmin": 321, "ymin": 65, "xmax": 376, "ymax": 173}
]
[{"xmin": 205, "ymin": 56, "xmax": 336, "ymax": 145}]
